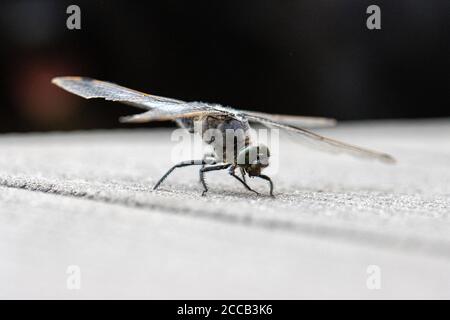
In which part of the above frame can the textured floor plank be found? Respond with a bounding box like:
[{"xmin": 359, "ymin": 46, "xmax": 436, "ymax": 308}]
[{"xmin": 1, "ymin": 120, "xmax": 449, "ymax": 298}]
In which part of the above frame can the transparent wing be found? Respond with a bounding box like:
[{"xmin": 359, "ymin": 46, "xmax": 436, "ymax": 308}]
[
  {"xmin": 52, "ymin": 77, "xmax": 234, "ymax": 123},
  {"xmin": 244, "ymin": 114, "xmax": 395, "ymax": 164},
  {"xmin": 119, "ymin": 109, "xmax": 223, "ymax": 123},
  {"xmin": 242, "ymin": 110, "xmax": 336, "ymax": 128},
  {"xmin": 52, "ymin": 76, "xmax": 209, "ymax": 117}
]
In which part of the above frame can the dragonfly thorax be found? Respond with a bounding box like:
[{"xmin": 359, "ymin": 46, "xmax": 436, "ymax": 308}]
[{"xmin": 196, "ymin": 114, "xmax": 252, "ymax": 164}]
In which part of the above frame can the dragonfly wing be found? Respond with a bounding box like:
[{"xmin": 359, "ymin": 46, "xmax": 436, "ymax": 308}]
[
  {"xmin": 242, "ymin": 110, "xmax": 336, "ymax": 128},
  {"xmin": 244, "ymin": 114, "xmax": 395, "ymax": 163},
  {"xmin": 119, "ymin": 109, "xmax": 223, "ymax": 123},
  {"xmin": 52, "ymin": 76, "xmax": 191, "ymax": 112},
  {"xmin": 51, "ymin": 77, "xmax": 226, "ymax": 122}
]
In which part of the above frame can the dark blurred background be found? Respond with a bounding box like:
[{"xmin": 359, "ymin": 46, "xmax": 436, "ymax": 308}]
[{"xmin": 0, "ymin": 0, "xmax": 448, "ymax": 132}]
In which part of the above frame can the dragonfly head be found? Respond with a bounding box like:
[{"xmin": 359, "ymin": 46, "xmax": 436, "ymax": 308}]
[{"xmin": 236, "ymin": 144, "xmax": 270, "ymax": 176}]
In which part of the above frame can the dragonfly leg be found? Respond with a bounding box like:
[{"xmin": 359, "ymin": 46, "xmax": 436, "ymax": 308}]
[
  {"xmin": 154, "ymin": 159, "xmax": 215, "ymax": 190},
  {"xmin": 199, "ymin": 163, "xmax": 232, "ymax": 196},
  {"xmin": 239, "ymin": 167, "xmax": 247, "ymax": 183},
  {"xmin": 199, "ymin": 153, "xmax": 217, "ymax": 182},
  {"xmin": 255, "ymin": 174, "xmax": 274, "ymax": 197},
  {"xmin": 229, "ymin": 166, "xmax": 259, "ymax": 195}
]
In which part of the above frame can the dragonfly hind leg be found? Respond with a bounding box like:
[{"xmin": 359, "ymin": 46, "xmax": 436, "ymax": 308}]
[
  {"xmin": 199, "ymin": 163, "xmax": 232, "ymax": 196},
  {"xmin": 239, "ymin": 167, "xmax": 247, "ymax": 183},
  {"xmin": 153, "ymin": 159, "xmax": 215, "ymax": 190},
  {"xmin": 199, "ymin": 152, "xmax": 217, "ymax": 182}
]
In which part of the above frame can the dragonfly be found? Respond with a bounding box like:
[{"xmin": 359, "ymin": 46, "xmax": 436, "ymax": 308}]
[{"xmin": 52, "ymin": 77, "xmax": 395, "ymax": 196}]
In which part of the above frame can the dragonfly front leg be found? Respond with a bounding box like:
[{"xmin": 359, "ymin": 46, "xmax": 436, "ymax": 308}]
[
  {"xmin": 199, "ymin": 163, "xmax": 232, "ymax": 196},
  {"xmin": 255, "ymin": 174, "xmax": 274, "ymax": 197}
]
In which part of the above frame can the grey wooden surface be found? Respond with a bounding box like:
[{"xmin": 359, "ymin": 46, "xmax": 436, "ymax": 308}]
[{"xmin": 1, "ymin": 120, "xmax": 449, "ymax": 299}]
